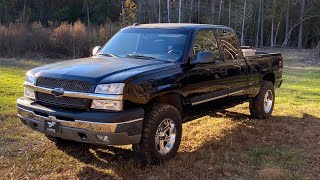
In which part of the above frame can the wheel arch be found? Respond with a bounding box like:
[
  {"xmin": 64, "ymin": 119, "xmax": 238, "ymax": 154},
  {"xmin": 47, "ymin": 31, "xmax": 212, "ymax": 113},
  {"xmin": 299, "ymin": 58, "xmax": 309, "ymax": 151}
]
[
  {"xmin": 262, "ymin": 73, "xmax": 275, "ymax": 85},
  {"xmin": 147, "ymin": 93, "xmax": 185, "ymax": 115}
]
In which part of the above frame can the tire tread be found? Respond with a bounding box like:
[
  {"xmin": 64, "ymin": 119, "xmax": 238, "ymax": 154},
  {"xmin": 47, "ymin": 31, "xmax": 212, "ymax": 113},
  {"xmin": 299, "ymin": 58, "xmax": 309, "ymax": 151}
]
[
  {"xmin": 249, "ymin": 81, "xmax": 275, "ymax": 119},
  {"xmin": 134, "ymin": 103, "xmax": 182, "ymax": 164}
]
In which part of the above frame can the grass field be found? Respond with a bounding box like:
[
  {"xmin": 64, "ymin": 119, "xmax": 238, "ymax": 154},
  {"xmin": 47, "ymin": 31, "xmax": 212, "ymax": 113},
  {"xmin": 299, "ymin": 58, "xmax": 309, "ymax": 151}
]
[{"xmin": 0, "ymin": 49, "xmax": 320, "ymax": 179}]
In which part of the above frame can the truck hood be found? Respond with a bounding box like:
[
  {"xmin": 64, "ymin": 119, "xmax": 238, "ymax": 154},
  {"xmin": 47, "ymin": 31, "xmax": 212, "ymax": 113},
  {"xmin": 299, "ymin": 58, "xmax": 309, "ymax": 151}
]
[{"xmin": 29, "ymin": 57, "xmax": 177, "ymax": 84}]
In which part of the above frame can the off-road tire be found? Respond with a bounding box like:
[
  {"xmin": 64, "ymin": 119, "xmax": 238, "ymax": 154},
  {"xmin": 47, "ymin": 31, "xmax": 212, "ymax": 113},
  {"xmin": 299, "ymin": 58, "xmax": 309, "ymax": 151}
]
[
  {"xmin": 249, "ymin": 80, "xmax": 275, "ymax": 119},
  {"xmin": 133, "ymin": 103, "xmax": 182, "ymax": 165}
]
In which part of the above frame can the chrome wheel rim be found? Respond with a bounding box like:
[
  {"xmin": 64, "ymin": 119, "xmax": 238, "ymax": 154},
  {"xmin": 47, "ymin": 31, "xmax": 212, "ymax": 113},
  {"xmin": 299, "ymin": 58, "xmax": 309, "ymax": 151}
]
[
  {"xmin": 264, "ymin": 90, "xmax": 273, "ymax": 113},
  {"xmin": 155, "ymin": 118, "xmax": 176, "ymax": 155}
]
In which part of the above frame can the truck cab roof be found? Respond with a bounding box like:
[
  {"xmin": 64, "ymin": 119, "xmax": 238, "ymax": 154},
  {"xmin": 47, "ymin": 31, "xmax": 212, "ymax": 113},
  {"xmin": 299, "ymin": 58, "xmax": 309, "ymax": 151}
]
[{"xmin": 126, "ymin": 23, "xmax": 234, "ymax": 31}]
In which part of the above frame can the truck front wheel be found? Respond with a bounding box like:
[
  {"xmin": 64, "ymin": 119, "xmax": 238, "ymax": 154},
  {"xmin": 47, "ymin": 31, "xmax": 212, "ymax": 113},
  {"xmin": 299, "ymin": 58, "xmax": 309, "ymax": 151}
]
[
  {"xmin": 133, "ymin": 104, "xmax": 182, "ymax": 164},
  {"xmin": 249, "ymin": 81, "xmax": 275, "ymax": 119}
]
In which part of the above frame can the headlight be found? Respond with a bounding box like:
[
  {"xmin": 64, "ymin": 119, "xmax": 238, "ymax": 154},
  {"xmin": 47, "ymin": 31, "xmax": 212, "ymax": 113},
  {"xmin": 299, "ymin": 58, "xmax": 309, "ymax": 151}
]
[
  {"xmin": 25, "ymin": 74, "xmax": 36, "ymax": 85},
  {"xmin": 91, "ymin": 100, "xmax": 123, "ymax": 111},
  {"xmin": 24, "ymin": 88, "xmax": 35, "ymax": 99},
  {"xmin": 24, "ymin": 73, "xmax": 36, "ymax": 99},
  {"xmin": 95, "ymin": 83, "xmax": 125, "ymax": 94}
]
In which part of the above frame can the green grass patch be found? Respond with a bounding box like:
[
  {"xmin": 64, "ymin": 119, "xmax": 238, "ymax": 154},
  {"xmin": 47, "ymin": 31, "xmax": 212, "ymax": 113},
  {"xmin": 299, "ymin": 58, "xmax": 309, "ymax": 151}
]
[
  {"xmin": 278, "ymin": 68, "xmax": 320, "ymax": 104},
  {"xmin": 248, "ymin": 147, "xmax": 302, "ymax": 168}
]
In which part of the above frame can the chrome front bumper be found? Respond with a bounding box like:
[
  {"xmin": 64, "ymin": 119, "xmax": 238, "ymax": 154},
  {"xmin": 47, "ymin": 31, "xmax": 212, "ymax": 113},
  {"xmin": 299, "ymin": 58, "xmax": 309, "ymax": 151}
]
[{"xmin": 17, "ymin": 97, "xmax": 144, "ymax": 145}]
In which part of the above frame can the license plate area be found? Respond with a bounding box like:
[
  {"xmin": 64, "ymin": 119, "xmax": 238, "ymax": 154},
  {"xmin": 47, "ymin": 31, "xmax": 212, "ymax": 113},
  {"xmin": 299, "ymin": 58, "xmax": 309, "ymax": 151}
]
[{"xmin": 44, "ymin": 120, "xmax": 61, "ymax": 133}]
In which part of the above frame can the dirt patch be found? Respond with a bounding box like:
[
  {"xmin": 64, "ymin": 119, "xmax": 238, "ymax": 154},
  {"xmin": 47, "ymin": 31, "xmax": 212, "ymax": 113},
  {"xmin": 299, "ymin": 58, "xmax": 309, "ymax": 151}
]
[{"xmin": 257, "ymin": 167, "xmax": 293, "ymax": 180}]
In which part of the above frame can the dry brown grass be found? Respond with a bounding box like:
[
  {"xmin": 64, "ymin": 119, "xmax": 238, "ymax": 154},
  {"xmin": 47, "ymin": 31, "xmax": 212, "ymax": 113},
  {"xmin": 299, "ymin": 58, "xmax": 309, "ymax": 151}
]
[
  {"xmin": 50, "ymin": 20, "xmax": 89, "ymax": 57},
  {"xmin": 0, "ymin": 21, "xmax": 120, "ymax": 58},
  {"xmin": 0, "ymin": 49, "xmax": 319, "ymax": 179},
  {"xmin": 0, "ymin": 23, "xmax": 29, "ymax": 57}
]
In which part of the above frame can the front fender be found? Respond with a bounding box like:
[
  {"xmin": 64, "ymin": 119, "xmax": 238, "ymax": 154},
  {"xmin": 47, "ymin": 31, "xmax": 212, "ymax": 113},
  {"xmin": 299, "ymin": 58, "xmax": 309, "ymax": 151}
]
[{"xmin": 124, "ymin": 83, "xmax": 182, "ymax": 104}]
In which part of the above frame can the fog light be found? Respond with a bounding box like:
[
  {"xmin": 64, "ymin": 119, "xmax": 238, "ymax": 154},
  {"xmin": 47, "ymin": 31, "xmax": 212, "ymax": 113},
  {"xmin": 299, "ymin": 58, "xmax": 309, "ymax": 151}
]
[
  {"xmin": 96, "ymin": 135, "xmax": 110, "ymax": 143},
  {"xmin": 24, "ymin": 88, "xmax": 35, "ymax": 99}
]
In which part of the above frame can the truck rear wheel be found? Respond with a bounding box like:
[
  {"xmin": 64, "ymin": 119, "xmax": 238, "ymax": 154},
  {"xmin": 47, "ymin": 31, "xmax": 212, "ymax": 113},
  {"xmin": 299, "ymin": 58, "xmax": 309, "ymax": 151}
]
[
  {"xmin": 133, "ymin": 104, "xmax": 182, "ymax": 164},
  {"xmin": 249, "ymin": 81, "xmax": 275, "ymax": 119}
]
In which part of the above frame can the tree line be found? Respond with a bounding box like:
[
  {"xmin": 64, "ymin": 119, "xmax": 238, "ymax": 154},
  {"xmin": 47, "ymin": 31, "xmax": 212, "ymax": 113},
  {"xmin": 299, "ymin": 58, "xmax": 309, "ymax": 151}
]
[
  {"xmin": 0, "ymin": 0, "xmax": 319, "ymax": 58},
  {"xmin": 137, "ymin": 0, "xmax": 319, "ymax": 49}
]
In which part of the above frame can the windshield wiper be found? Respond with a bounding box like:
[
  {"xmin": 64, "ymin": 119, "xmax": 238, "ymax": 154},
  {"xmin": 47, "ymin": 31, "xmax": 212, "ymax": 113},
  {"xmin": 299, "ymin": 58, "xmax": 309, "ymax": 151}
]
[
  {"xmin": 98, "ymin": 53, "xmax": 118, "ymax": 58},
  {"xmin": 126, "ymin": 54, "xmax": 156, "ymax": 60}
]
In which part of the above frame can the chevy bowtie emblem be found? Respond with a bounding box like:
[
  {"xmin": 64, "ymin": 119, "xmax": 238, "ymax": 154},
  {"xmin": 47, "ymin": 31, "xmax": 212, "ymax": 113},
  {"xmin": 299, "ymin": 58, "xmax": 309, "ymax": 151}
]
[{"xmin": 51, "ymin": 88, "xmax": 64, "ymax": 97}]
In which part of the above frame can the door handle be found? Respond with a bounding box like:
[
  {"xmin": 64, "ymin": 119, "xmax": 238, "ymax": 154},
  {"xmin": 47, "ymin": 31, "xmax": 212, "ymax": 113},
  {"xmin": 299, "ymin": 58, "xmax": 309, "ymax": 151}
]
[{"xmin": 220, "ymin": 69, "xmax": 228, "ymax": 76}]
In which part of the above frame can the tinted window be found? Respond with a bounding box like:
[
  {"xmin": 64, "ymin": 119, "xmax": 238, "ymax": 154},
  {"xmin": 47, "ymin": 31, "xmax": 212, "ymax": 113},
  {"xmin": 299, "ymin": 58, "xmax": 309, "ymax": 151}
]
[
  {"xmin": 99, "ymin": 28, "xmax": 188, "ymax": 62},
  {"xmin": 217, "ymin": 30, "xmax": 241, "ymax": 60},
  {"xmin": 193, "ymin": 30, "xmax": 220, "ymax": 61}
]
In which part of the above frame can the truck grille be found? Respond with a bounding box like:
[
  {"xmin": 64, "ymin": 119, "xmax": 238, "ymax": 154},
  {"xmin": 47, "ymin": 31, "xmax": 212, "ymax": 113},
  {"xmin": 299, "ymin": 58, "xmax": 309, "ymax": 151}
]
[
  {"xmin": 36, "ymin": 77, "xmax": 92, "ymax": 92},
  {"xmin": 37, "ymin": 92, "xmax": 90, "ymax": 109}
]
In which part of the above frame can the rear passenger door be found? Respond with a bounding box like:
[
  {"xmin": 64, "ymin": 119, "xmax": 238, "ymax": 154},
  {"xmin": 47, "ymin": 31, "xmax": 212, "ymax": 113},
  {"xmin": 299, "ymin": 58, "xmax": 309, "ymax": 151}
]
[
  {"xmin": 181, "ymin": 29, "xmax": 228, "ymax": 105},
  {"xmin": 216, "ymin": 29, "xmax": 248, "ymax": 100}
]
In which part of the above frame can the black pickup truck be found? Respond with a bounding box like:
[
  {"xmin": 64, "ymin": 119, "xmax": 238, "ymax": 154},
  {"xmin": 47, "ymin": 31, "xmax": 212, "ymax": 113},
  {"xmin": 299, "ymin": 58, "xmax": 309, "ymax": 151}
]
[{"xmin": 17, "ymin": 23, "xmax": 283, "ymax": 163}]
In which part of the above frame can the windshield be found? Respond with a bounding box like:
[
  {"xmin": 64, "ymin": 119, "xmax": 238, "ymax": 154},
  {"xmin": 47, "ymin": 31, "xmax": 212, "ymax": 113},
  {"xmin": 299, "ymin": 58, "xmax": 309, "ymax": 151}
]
[{"xmin": 98, "ymin": 28, "xmax": 188, "ymax": 62}]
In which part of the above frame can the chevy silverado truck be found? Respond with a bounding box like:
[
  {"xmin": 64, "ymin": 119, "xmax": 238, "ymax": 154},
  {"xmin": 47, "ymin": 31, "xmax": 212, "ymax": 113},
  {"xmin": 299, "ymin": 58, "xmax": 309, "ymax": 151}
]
[{"xmin": 17, "ymin": 23, "xmax": 283, "ymax": 164}]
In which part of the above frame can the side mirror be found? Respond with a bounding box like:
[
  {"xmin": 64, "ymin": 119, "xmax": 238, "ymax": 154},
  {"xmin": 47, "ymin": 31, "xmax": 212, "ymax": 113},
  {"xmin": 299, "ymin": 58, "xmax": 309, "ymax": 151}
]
[
  {"xmin": 92, "ymin": 46, "xmax": 101, "ymax": 56},
  {"xmin": 193, "ymin": 51, "xmax": 216, "ymax": 64}
]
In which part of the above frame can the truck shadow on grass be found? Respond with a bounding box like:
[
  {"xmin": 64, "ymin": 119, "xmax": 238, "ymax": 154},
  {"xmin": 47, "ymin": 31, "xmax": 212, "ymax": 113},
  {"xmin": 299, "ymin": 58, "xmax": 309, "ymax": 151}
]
[{"xmin": 55, "ymin": 101, "xmax": 320, "ymax": 179}]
